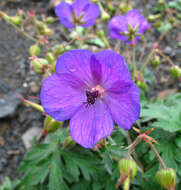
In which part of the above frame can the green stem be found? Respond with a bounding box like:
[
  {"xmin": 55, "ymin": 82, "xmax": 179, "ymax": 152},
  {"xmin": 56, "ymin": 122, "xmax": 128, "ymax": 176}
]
[
  {"xmin": 123, "ymin": 177, "xmax": 130, "ymax": 190},
  {"xmin": 140, "ymin": 50, "xmax": 154, "ymax": 72},
  {"xmin": 0, "ymin": 11, "xmax": 37, "ymax": 42},
  {"xmin": 132, "ymin": 45, "xmax": 136, "ymax": 74}
]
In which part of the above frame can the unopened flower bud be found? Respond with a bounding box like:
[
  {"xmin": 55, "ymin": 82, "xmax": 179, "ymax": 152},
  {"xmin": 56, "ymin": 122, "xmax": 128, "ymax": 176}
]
[
  {"xmin": 63, "ymin": 136, "xmax": 76, "ymax": 149},
  {"xmin": 136, "ymin": 80, "xmax": 146, "ymax": 90},
  {"xmin": 29, "ymin": 44, "xmax": 41, "ymax": 56},
  {"xmin": 32, "ymin": 58, "xmax": 49, "ymax": 73},
  {"xmin": 11, "ymin": 16, "xmax": 21, "ymax": 25},
  {"xmin": 43, "ymin": 27, "xmax": 53, "ymax": 36},
  {"xmin": 119, "ymin": 2, "xmax": 132, "ymax": 13},
  {"xmin": 46, "ymin": 52, "xmax": 56, "ymax": 64},
  {"xmin": 158, "ymin": 0, "xmax": 164, "ymax": 5},
  {"xmin": 97, "ymin": 30, "xmax": 105, "ymax": 38},
  {"xmin": 101, "ymin": 10, "xmax": 110, "ymax": 21},
  {"xmin": 169, "ymin": 17, "xmax": 176, "ymax": 24},
  {"xmin": 45, "ymin": 17, "xmax": 54, "ymax": 24},
  {"xmin": 170, "ymin": 66, "xmax": 181, "ymax": 79},
  {"xmin": 151, "ymin": 55, "xmax": 160, "ymax": 67},
  {"xmin": 156, "ymin": 168, "xmax": 176, "ymax": 189},
  {"xmin": 154, "ymin": 20, "xmax": 161, "ymax": 28},
  {"xmin": 148, "ymin": 14, "xmax": 161, "ymax": 22},
  {"xmin": 44, "ymin": 115, "xmax": 63, "ymax": 133},
  {"xmin": 107, "ymin": 3, "xmax": 115, "ymax": 12},
  {"xmin": 118, "ymin": 159, "xmax": 138, "ymax": 179}
]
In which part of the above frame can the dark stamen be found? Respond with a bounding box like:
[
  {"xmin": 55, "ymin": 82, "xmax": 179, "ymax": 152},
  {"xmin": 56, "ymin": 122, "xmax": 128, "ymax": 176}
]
[{"xmin": 84, "ymin": 90, "xmax": 98, "ymax": 106}]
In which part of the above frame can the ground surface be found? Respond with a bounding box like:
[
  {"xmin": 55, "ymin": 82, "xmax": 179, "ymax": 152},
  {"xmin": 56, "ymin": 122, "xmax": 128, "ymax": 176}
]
[{"xmin": 0, "ymin": 0, "xmax": 181, "ymax": 184}]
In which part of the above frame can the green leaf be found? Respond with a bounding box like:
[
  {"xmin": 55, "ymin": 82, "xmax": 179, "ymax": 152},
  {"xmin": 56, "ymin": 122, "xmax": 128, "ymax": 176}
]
[
  {"xmin": 48, "ymin": 150, "xmax": 68, "ymax": 190},
  {"xmin": 103, "ymin": 152, "xmax": 113, "ymax": 175},
  {"xmin": 85, "ymin": 38, "xmax": 106, "ymax": 48}
]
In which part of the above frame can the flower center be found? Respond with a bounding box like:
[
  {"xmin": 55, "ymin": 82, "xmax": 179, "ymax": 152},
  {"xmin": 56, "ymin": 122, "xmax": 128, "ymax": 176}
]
[{"xmin": 85, "ymin": 85, "xmax": 105, "ymax": 106}]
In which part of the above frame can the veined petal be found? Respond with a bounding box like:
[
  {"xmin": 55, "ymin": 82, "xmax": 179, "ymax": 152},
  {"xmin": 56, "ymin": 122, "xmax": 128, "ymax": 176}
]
[
  {"xmin": 55, "ymin": 49, "xmax": 94, "ymax": 87},
  {"xmin": 92, "ymin": 50, "xmax": 131, "ymax": 89},
  {"xmin": 126, "ymin": 9, "xmax": 142, "ymax": 29},
  {"xmin": 40, "ymin": 74, "xmax": 86, "ymax": 121},
  {"xmin": 72, "ymin": 0, "xmax": 90, "ymax": 18},
  {"xmin": 55, "ymin": 2, "xmax": 74, "ymax": 28},
  {"xmin": 109, "ymin": 15, "xmax": 128, "ymax": 33},
  {"xmin": 104, "ymin": 82, "xmax": 140, "ymax": 130},
  {"xmin": 70, "ymin": 99, "xmax": 114, "ymax": 148},
  {"xmin": 81, "ymin": 3, "xmax": 100, "ymax": 24}
]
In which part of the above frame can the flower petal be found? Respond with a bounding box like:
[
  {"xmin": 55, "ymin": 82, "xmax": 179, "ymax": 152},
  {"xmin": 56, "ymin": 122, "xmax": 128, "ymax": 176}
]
[
  {"xmin": 55, "ymin": 49, "xmax": 94, "ymax": 87},
  {"xmin": 81, "ymin": 3, "xmax": 100, "ymax": 25},
  {"xmin": 40, "ymin": 74, "xmax": 86, "ymax": 121},
  {"xmin": 109, "ymin": 15, "xmax": 128, "ymax": 33},
  {"xmin": 55, "ymin": 2, "xmax": 74, "ymax": 28},
  {"xmin": 70, "ymin": 99, "xmax": 114, "ymax": 148},
  {"xmin": 72, "ymin": 0, "xmax": 90, "ymax": 18},
  {"xmin": 92, "ymin": 50, "xmax": 131, "ymax": 89},
  {"xmin": 104, "ymin": 82, "xmax": 140, "ymax": 130}
]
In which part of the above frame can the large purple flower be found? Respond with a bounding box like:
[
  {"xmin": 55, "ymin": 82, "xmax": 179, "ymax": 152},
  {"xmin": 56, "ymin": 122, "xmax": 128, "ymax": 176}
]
[
  {"xmin": 109, "ymin": 10, "xmax": 150, "ymax": 44},
  {"xmin": 55, "ymin": 0, "xmax": 100, "ymax": 28},
  {"xmin": 40, "ymin": 50, "xmax": 140, "ymax": 148}
]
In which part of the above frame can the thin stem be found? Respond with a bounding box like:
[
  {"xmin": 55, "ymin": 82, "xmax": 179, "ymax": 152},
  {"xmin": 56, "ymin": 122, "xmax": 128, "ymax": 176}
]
[
  {"xmin": 123, "ymin": 177, "xmax": 130, "ymax": 190},
  {"xmin": 140, "ymin": 50, "xmax": 154, "ymax": 72},
  {"xmin": 132, "ymin": 45, "xmax": 136, "ymax": 74},
  {"xmin": 127, "ymin": 137, "xmax": 142, "ymax": 156},
  {"xmin": 0, "ymin": 11, "xmax": 37, "ymax": 42},
  {"xmin": 148, "ymin": 142, "xmax": 166, "ymax": 169}
]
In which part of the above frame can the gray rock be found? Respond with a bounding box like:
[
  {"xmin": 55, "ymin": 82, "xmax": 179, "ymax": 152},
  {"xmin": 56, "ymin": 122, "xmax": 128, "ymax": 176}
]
[
  {"xmin": 0, "ymin": 92, "xmax": 21, "ymax": 119},
  {"xmin": 22, "ymin": 127, "xmax": 43, "ymax": 149}
]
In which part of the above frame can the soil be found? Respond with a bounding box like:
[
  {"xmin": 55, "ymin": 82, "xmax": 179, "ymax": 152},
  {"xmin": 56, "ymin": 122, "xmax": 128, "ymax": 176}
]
[{"xmin": 0, "ymin": 0, "xmax": 181, "ymax": 185}]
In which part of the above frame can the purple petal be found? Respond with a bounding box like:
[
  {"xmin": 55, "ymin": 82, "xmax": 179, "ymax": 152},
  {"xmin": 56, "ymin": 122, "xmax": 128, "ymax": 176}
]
[
  {"xmin": 72, "ymin": 0, "xmax": 90, "ymax": 18},
  {"xmin": 109, "ymin": 15, "xmax": 128, "ymax": 32},
  {"xmin": 81, "ymin": 3, "xmax": 100, "ymax": 25},
  {"xmin": 92, "ymin": 50, "xmax": 131, "ymax": 89},
  {"xmin": 55, "ymin": 2, "xmax": 74, "ymax": 28},
  {"xmin": 126, "ymin": 9, "xmax": 142, "ymax": 29},
  {"xmin": 104, "ymin": 82, "xmax": 140, "ymax": 130},
  {"xmin": 55, "ymin": 49, "xmax": 94, "ymax": 87},
  {"xmin": 40, "ymin": 74, "xmax": 86, "ymax": 121},
  {"xmin": 70, "ymin": 99, "xmax": 114, "ymax": 148}
]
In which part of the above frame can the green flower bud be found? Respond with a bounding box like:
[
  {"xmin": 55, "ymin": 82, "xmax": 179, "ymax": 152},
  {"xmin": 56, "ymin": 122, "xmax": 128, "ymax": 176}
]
[
  {"xmin": 32, "ymin": 58, "xmax": 49, "ymax": 73},
  {"xmin": 158, "ymin": 0, "xmax": 164, "ymax": 5},
  {"xmin": 169, "ymin": 17, "xmax": 176, "ymax": 24},
  {"xmin": 148, "ymin": 14, "xmax": 161, "ymax": 22},
  {"xmin": 119, "ymin": 2, "xmax": 132, "ymax": 13},
  {"xmin": 170, "ymin": 66, "xmax": 181, "ymax": 79},
  {"xmin": 44, "ymin": 115, "xmax": 63, "ymax": 133},
  {"xmin": 45, "ymin": 16, "xmax": 54, "ymax": 24},
  {"xmin": 151, "ymin": 55, "xmax": 160, "ymax": 67},
  {"xmin": 46, "ymin": 52, "xmax": 56, "ymax": 64},
  {"xmin": 43, "ymin": 27, "xmax": 53, "ymax": 36},
  {"xmin": 101, "ymin": 10, "xmax": 110, "ymax": 21},
  {"xmin": 97, "ymin": 30, "xmax": 105, "ymax": 38},
  {"xmin": 11, "ymin": 16, "xmax": 21, "ymax": 25},
  {"xmin": 107, "ymin": 3, "xmax": 115, "ymax": 12},
  {"xmin": 136, "ymin": 80, "xmax": 146, "ymax": 90},
  {"xmin": 156, "ymin": 168, "xmax": 176, "ymax": 190},
  {"xmin": 154, "ymin": 20, "xmax": 161, "ymax": 28},
  {"xmin": 118, "ymin": 159, "xmax": 138, "ymax": 179},
  {"xmin": 63, "ymin": 136, "xmax": 76, "ymax": 149},
  {"xmin": 29, "ymin": 44, "xmax": 41, "ymax": 56}
]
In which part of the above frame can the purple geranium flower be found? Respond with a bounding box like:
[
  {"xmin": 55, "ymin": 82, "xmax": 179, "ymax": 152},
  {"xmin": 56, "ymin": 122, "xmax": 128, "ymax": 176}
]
[
  {"xmin": 55, "ymin": 0, "xmax": 100, "ymax": 28},
  {"xmin": 40, "ymin": 49, "xmax": 140, "ymax": 148},
  {"xmin": 109, "ymin": 9, "xmax": 150, "ymax": 44}
]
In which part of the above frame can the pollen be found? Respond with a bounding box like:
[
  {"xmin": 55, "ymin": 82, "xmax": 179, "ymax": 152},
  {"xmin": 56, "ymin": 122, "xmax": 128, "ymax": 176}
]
[{"xmin": 91, "ymin": 85, "xmax": 105, "ymax": 98}]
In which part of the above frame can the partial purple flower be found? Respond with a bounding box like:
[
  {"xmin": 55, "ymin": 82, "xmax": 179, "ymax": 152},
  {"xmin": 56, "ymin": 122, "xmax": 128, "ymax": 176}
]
[
  {"xmin": 40, "ymin": 49, "xmax": 140, "ymax": 148},
  {"xmin": 55, "ymin": 0, "xmax": 100, "ymax": 28},
  {"xmin": 109, "ymin": 9, "xmax": 150, "ymax": 44}
]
